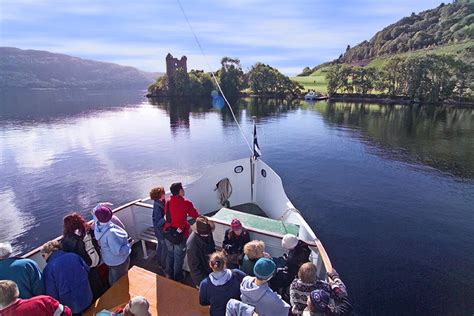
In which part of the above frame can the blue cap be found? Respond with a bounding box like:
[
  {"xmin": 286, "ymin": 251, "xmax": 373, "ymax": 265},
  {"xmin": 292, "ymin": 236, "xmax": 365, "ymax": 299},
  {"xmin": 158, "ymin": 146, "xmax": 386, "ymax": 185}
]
[
  {"xmin": 310, "ymin": 289, "xmax": 331, "ymax": 312},
  {"xmin": 253, "ymin": 258, "xmax": 276, "ymax": 280}
]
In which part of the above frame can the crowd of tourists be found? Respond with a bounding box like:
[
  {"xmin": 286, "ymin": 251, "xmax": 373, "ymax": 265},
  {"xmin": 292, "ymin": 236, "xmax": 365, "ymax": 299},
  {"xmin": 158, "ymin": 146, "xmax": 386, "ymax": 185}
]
[
  {"xmin": 0, "ymin": 181, "xmax": 352, "ymax": 316},
  {"xmin": 0, "ymin": 201, "xmax": 134, "ymax": 315},
  {"xmin": 150, "ymin": 182, "xmax": 352, "ymax": 316}
]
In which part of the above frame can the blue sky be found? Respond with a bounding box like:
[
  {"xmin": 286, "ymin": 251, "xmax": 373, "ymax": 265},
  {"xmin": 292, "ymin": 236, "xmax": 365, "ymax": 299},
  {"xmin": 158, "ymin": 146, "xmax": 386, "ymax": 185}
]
[{"xmin": 0, "ymin": 0, "xmax": 443, "ymax": 75}]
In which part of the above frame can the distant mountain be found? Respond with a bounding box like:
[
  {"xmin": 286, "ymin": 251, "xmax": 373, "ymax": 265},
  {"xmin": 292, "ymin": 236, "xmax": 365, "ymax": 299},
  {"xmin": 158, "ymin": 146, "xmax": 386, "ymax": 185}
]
[
  {"xmin": 0, "ymin": 47, "xmax": 163, "ymax": 89},
  {"xmin": 298, "ymin": 0, "xmax": 473, "ymax": 75}
]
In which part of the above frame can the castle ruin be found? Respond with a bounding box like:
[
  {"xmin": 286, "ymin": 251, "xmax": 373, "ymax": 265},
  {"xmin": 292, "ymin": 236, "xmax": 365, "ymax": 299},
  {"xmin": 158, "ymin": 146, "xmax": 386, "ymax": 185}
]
[{"xmin": 166, "ymin": 53, "xmax": 187, "ymax": 78}]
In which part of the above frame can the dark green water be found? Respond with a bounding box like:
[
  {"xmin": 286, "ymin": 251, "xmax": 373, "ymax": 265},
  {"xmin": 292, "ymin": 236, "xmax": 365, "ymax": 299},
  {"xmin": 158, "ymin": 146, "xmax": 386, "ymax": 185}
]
[{"xmin": 1, "ymin": 89, "xmax": 473, "ymax": 315}]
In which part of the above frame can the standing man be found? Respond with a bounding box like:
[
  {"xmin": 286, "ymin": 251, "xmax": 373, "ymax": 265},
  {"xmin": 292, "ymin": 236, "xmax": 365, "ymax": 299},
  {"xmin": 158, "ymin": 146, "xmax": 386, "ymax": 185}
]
[{"xmin": 163, "ymin": 182, "xmax": 200, "ymax": 281}]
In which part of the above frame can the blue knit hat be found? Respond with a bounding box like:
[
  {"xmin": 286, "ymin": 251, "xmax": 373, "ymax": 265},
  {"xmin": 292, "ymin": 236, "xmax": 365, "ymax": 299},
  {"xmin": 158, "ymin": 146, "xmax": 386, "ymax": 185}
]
[
  {"xmin": 253, "ymin": 258, "xmax": 276, "ymax": 280},
  {"xmin": 310, "ymin": 289, "xmax": 331, "ymax": 312}
]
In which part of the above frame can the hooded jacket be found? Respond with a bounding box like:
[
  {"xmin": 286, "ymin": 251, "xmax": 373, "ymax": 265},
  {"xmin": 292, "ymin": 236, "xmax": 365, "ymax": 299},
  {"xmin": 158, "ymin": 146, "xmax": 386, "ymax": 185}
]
[
  {"xmin": 199, "ymin": 269, "xmax": 246, "ymax": 316},
  {"xmin": 186, "ymin": 231, "xmax": 215, "ymax": 286},
  {"xmin": 94, "ymin": 221, "xmax": 131, "ymax": 266},
  {"xmin": 0, "ymin": 257, "xmax": 44, "ymax": 299},
  {"xmin": 43, "ymin": 250, "xmax": 92, "ymax": 314},
  {"xmin": 240, "ymin": 276, "xmax": 290, "ymax": 316},
  {"xmin": 225, "ymin": 299, "xmax": 256, "ymax": 316}
]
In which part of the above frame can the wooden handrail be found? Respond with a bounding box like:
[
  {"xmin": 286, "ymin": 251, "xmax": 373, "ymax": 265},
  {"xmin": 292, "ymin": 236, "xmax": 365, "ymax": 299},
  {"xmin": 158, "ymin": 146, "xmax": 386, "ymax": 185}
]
[{"xmin": 314, "ymin": 238, "xmax": 333, "ymax": 274}]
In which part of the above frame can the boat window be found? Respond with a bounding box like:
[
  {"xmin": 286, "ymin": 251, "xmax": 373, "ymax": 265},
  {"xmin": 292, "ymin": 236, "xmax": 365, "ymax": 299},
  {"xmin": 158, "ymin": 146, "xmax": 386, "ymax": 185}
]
[
  {"xmin": 234, "ymin": 165, "xmax": 244, "ymax": 173},
  {"xmin": 261, "ymin": 169, "xmax": 267, "ymax": 177}
]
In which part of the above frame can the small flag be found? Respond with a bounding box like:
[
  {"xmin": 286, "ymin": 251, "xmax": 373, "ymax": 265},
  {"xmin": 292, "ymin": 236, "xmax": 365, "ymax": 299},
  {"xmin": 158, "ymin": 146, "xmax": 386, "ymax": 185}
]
[{"xmin": 253, "ymin": 123, "xmax": 261, "ymax": 159}]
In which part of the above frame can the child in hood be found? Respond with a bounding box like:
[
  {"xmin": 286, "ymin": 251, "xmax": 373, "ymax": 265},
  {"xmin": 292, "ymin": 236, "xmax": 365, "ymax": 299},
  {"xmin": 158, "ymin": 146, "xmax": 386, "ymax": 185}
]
[
  {"xmin": 199, "ymin": 250, "xmax": 246, "ymax": 316},
  {"xmin": 94, "ymin": 203, "xmax": 131, "ymax": 285},
  {"xmin": 240, "ymin": 258, "xmax": 290, "ymax": 316}
]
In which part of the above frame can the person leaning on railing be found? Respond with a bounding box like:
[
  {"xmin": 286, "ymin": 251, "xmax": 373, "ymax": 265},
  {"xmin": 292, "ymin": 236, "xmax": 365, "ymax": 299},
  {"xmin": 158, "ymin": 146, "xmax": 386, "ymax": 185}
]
[
  {"xmin": 149, "ymin": 186, "xmax": 168, "ymax": 270},
  {"xmin": 93, "ymin": 204, "xmax": 131, "ymax": 286},
  {"xmin": 0, "ymin": 242, "xmax": 44, "ymax": 299},
  {"xmin": 41, "ymin": 240, "xmax": 93, "ymax": 315},
  {"xmin": 162, "ymin": 182, "xmax": 200, "ymax": 282},
  {"xmin": 302, "ymin": 269, "xmax": 352, "ymax": 316}
]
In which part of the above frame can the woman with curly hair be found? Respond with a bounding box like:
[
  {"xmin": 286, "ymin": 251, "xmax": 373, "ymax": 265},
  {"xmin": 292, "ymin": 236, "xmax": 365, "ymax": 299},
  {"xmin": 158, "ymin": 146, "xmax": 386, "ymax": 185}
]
[
  {"xmin": 62, "ymin": 212, "xmax": 92, "ymax": 266},
  {"xmin": 240, "ymin": 240, "xmax": 270, "ymax": 276},
  {"xmin": 62, "ymin": 212, "xmax": 106, "ymax": 299},
  {"xmin": 150, "ymin": 186, "xmax": 167, "ymax": 270}
]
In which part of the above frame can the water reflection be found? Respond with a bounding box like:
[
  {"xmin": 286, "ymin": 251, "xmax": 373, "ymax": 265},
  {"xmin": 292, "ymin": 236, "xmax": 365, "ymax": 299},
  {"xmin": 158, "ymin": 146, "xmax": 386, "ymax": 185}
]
[
  {"xmin": 309, "ymin": 101, "xmax": 474, "ymax": 179},
  {"xmin": 0, "ymin": 88, "xmax": 145, "ymax": 124},
  {"xmin": 1, "ymin": 90, "xmax": 473, "ymax": 314},
  {"xmin": 148, "ymin": 97, "xmax": 301, "ymax": 131}
]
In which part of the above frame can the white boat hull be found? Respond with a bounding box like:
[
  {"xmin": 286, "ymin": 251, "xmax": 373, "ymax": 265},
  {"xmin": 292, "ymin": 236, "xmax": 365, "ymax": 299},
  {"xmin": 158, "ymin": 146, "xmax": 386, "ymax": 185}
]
[{"xmin": 23, "ymin": 158, "xmax": 332, "ymax": 280}]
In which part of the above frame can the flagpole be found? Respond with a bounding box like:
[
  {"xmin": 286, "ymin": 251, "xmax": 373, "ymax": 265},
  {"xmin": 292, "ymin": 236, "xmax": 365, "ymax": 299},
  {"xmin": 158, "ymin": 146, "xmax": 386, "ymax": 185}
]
[
  {"xmin": 251, "ymin": 116, "xmax": 256, "ymax": 201},
  {"xmin": 250, "ymin": 116, "xmax": 255, "ymax": 202}
]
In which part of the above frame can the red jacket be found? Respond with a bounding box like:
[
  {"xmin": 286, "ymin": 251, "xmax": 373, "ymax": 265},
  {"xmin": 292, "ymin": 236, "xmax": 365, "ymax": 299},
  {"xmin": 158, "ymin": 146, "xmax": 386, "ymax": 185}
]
[
  {"xmin": 0, "ymin": 296, "xmax": 72, "ymax": 316},
  {"xmin": 163, "ymin": 195, "xmax": 199, "ymax": 239}
]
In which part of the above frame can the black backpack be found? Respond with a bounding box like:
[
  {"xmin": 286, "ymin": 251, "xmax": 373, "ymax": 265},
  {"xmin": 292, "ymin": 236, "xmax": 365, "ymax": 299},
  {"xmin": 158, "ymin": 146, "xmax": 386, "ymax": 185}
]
[{"xmin": 163, "ymin": 201, "xmax": 184, "ymax": 245}]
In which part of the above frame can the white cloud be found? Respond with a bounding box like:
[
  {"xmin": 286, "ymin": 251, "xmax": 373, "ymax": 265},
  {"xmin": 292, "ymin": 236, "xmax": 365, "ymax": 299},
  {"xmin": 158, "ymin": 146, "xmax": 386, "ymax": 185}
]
[
  {"xmin": 0, "ymin": 189, "xmax": 35, "ymax": 251},
  {"xmin": 0, "ymin": 0, "xmax": 444, "ymax": 74}
]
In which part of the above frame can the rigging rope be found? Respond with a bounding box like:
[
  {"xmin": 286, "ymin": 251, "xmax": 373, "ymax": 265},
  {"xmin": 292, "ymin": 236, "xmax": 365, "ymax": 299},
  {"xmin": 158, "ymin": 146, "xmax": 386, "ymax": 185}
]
[{"xmin": 176, "ymin": 0, "xmax": 254, "ymax": 155}]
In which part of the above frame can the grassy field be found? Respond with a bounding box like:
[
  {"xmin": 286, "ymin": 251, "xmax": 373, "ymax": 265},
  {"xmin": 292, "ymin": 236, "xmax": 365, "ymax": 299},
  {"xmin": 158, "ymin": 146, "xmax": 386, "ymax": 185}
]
[
  {"xmin": 291, "ymin": 41, "xmax": 473, "ymax": 94},
  {"xmin": 291, "ymin": 66, "xmax": 330, "ymax": 94}
]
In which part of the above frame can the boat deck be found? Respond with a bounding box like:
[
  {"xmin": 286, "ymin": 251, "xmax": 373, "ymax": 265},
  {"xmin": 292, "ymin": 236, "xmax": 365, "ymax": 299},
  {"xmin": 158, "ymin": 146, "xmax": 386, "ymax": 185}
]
[
  {"xmin": 130, "ymin": 241, "xmax": 195, "ymax": 287},
  {"xmin": 130, "ymin": 203, "xmax": 266, "ymax": 286},
  {"xmin": 84, "ymin": 265, "xmax": 208, "ymax": 315}
]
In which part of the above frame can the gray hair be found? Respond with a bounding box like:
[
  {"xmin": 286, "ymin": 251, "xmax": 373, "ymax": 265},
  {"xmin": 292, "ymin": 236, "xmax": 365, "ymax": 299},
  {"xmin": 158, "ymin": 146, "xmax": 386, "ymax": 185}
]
[
  {"xmin": 0, "ymin": 242, "xmax": 13, "ymax": 259},
  {"xmin": 0, "ymin": 280, "xmax": 19, "ymax": 308}
]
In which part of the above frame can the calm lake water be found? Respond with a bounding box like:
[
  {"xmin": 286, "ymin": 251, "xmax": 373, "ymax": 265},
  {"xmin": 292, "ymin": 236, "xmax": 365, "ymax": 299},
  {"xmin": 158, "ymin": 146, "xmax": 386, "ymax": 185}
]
[{"xmin": 1, "ymin": 89, "xmax": 473, "ymax": 315}]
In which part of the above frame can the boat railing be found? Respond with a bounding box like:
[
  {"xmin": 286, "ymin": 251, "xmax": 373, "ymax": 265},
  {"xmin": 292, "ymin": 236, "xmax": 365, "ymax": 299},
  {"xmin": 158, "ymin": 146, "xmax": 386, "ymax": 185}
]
[
  {"xmin": 21, "ymin": 199, "xmax": 142, "ymax": 270},
  {"xmin": 206, "ymin": 212, "xmax": 332, "ymax": 280},
  {"xmin": 22, "ymin": 199, "xmax": 332, "ymax": 281},
  {"xmin": 127, "ymin": 201, "xmax": 332, "ymax": 280}
]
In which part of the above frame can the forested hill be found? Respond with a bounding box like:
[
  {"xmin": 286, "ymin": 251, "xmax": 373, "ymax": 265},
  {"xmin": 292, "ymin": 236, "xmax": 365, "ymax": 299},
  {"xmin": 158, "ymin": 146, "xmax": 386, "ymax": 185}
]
[
  {"xmin": 0, "ymin": 47, "xmax": 162, "ymax": 89},
  {"xmin": 299, "ymin": 0, "xmax": 473, "ymax": 76},
  {"xmin": 341, "ymin": 1, "xmax": 473, "ymax": 64}
]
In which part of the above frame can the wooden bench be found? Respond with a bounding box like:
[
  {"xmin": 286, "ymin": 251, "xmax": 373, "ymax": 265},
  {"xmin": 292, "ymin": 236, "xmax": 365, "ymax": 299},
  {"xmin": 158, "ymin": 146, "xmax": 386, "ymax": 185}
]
[{"xmin": 138, "ymin": 227, "xmax": 157, "ymax": 259}]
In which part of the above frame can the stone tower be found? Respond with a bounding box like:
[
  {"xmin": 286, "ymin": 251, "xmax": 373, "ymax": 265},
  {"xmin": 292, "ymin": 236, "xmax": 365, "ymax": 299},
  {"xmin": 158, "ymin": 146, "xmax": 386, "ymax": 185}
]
[{"xmin": 166, "ymin": 53, "xmax": 187, "ymax": 78}]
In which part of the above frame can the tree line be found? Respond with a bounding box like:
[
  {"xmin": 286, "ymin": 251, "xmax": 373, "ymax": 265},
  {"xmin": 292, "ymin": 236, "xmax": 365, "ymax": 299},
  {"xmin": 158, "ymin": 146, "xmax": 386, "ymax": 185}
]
[
  {"xmin": 327, "ymin": 54, "xmax": 473, "ymax": 103},
  {"xmin": 148, "ymin": 57, "xmax": 303, "ymax": 99},
  {"xmin": 341, "ymin": 1, "xmax": 473, "ymax": 64}
]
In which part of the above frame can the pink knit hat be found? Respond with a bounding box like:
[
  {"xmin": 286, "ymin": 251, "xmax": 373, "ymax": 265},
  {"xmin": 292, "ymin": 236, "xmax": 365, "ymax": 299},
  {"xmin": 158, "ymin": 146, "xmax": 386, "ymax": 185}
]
[
  {"xmin": 94, "ymin": 205, "xmax": 113, "ymax": 223},
  {"xmin": 230, "ymin": 218, "xmax": 242, "ymax": 231}
]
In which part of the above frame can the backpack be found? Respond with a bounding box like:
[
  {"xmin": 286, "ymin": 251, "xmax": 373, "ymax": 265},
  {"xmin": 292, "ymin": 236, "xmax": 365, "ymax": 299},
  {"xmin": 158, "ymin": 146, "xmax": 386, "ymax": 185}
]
[{"xmin": 83, "ymin": 231, "xmax": 101, "ymax": 268}]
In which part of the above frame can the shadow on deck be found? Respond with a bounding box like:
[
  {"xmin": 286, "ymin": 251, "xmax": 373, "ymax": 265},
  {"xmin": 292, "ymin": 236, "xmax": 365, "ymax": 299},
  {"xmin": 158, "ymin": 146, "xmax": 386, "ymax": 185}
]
[{"xmin": 129, "ymin": 242, "xmax": 195, "ymax": 287}]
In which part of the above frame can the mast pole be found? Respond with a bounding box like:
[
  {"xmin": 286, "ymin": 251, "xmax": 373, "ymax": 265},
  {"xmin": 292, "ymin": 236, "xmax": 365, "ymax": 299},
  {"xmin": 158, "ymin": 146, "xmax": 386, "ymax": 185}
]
[{"xmin": 251, "ymin": 116, "xmax": 257, "ymax": 202}]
